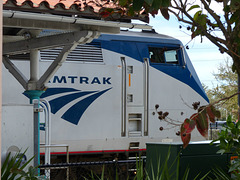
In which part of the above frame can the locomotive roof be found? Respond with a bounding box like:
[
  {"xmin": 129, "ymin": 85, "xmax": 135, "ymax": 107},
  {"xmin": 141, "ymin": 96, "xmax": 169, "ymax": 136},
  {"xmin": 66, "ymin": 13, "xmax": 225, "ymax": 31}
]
[{"xmin": 98, "ymin": 30, "xmax": 182, "ymax": 45}]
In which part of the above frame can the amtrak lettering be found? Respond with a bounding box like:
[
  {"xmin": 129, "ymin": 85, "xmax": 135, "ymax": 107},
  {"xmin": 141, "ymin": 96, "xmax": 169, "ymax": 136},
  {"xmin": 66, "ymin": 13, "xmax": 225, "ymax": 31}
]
[{"xmin": 49, "ymin": 76, "xmax": 111, "ymax": 84}]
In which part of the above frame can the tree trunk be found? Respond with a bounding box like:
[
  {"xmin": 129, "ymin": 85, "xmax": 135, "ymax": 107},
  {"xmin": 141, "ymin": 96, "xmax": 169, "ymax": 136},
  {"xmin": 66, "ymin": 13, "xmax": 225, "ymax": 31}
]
[
  {"xmin": 238, "ymin": 74, "xmax": 240, "ymax": 121},
  {"xmin": 233, "ymin": 55, "xmax": 240, "ymax": 121}
]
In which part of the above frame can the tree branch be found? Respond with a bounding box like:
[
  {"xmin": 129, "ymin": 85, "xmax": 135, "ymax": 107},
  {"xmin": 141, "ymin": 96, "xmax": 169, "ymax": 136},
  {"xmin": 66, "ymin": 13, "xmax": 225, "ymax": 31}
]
[
  {"xmin": 210, "ymin": 92, "xmax": 240, "ymax": 107},
  {"xmin": 168, "ymin": 8, "xmax": 193, "ymax": 25},
  {"xmin": 223, "ymin": 0, "xmax": 232, "ymax": 34},
  {"xmin": 170, "ymin": 1, "xmax": 230, "ymax": 55},
  {"xmin": 200, "ymin": 0, "xmax": 229, "ymax": 37}
]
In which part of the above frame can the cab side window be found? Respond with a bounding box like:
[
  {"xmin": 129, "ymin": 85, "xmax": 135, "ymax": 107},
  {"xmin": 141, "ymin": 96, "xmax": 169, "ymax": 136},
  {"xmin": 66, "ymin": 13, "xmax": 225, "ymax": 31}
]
[
  {"xmin": 165, "ymin": 50, "xmax": 178, "ymax": 64},
  {"xmin": 149, "ymin": 47, "xmax": 165, "ymax": 63},
  {"xmin": 149, "ymin": 47, "xmax": 179, "ymax": 64}
]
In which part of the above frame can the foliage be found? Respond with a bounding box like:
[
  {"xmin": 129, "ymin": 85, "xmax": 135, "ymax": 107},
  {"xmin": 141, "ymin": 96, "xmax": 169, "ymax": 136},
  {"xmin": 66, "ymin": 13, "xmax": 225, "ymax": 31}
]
[
  {"xmin": 180, "ymin": 104, "xmax": 221, "ymax": 148},
  {"xmin": 155, "ymin": 103, "xmax": 221, "ymax": 148},
  {"xmin": 112, "ymin": 0, "xmax": 240, "ymax": 75},
  {"xmin": 84, "ymin": 151, "xmax": 213, "ymax": 180},
  {"xmin": 146, "ymin": 149, "xmax": 204, "ymax": 180},
  {"xmin": 147, "ymin": 149, "xmax": 178, "ymax": 180},
  {"xmin": 1, "ymin": 150, "xmax": 47, "ymax": 180},
  {"xmin": 154, "ymin": 60, "xmax": 240, "ymax": 148},
  {"xmin": 88, "ymin": 166, "xmax": 106, "ymax": 180},
  {"xmin": 205, "ymin": 60, "xmax": 238, "ymax": 120},
  {"xmin": 2, "ymin": 149, "xmax": 33, "ymax": 180},
  {"xmin": 116, "ymin": 0, "xmax": 171, "ymax": 20},
  {"xmin": 206, "ymin": 167, "xmax": 232, "ymax": 180},
  {"xmin": 211, "ymin": 115, "xmax": 240, "ymax": 178}
]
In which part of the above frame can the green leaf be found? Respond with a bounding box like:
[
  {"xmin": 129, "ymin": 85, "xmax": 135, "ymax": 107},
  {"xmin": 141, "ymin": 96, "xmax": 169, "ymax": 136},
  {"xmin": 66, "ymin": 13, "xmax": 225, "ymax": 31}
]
[
  {"xmin": 226, "ymin": 115, "xmax": 232, "ymax": 124},
  {"xmin": 118, "ymin": 0, "xmax": 128, "ymax": 6},
  {"xmin": 196, "ymin": 14, "xmax": 208, "ymax": 27},
  {"xmin": 1, "ymin": 152, "xmax": 11, "ymax": 176},
  {"xmin": 144, "ymin": 0, "xmax": 154, "ymax": 6},
  {"xmin": 232, "ymin": 63, "xmax": 237, "ymax": 72},
  {"xmin": 187, "ymin": 5, "xmax": 200, "ymax": 12},
  {"xmin": 11, "ymin": 168, "xmax": 27, "ymax": 177},
  {"xmin": 152, "ymin": 0, "xmax": 162, "ymax": 9},
  {"xmin": 193, "ymin": 10, "xmax": 202, "ymax": 21},
  {"xmin": 1, "ymin": 149, "xmax": 36, "ymax": 180},
  {"xmin": 196, "ymin": 107, "xmax": 209, "ymax": 138},
  {"xmin": 229, "ymin": 11, "xmax": 240, "ymax": 24},
  {"xmin": 206, "ymin": 105, "xmax": 221, "ymax": 123},
  {"xmin": 161, "ymin": 0, "xmax": 170, "ymax": 7},
  {"xmin": 180, "ymin": 124, "xmax": 191, "ymax": 149},
  {"xmin": 216, "ymin": 149, "xmax": 226, "ymax": 155},
  {"xmin": 229, "ymin": 160, "xmax": 240, "ymax": 172},
  {"xmin": 127, "ymin": 6, "xmax": 135, "ymax": 16},
  {"xmin": 181, "ymin": 167, "xmax": 190, "ymax": 179},
  {"xmin": 28, "ymin": 166, "xmax": 37, "ymax": 178},
  {"xmin": 184, "ymin": 117, "xmax": 196, "ymax": 134},
  {"xmin": 101, "ymin": 166, "xmax": 105, "ymax": 179},
  {"xmin": 133, "ymin": 0, "xmax": 144, "ymax": 11},
  {"xmin": 235, "ymin": 36, "xmax": 240, "ymax": 47},
  {"xmin": 160, "ymin": 7, "xmax": 169, "ymax": 20},
  {"xmin": 150, "ymin": 9, "xmax": 159, "ymax": 17},
  {"xmin": 191, "ymin": 27, "xmax": 204, "ymax": 39},
  {"xmin": 198, "ymin": 171, "xmax": 211, "ymax": 180},
  {"xmin": 224, "ymin": 5, "xmax": 230, "ymax": 13},
  {"xmin": 211, "ymin": 167, "xmax": 232, "ymax": 179}
]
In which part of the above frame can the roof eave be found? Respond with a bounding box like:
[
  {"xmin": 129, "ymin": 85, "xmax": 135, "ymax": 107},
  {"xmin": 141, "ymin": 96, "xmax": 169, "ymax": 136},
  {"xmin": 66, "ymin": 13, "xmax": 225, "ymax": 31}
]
[{"xmin": 3, "ymin": 10, "xmax": 152, "ymax": 34}]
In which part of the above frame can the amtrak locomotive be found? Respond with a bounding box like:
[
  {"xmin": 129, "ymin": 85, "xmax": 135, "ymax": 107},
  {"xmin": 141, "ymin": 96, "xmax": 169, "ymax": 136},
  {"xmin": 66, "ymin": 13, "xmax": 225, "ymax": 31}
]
[{"xmin": 2, "ymin": 30, "xmax": 208, "ymax": 160}]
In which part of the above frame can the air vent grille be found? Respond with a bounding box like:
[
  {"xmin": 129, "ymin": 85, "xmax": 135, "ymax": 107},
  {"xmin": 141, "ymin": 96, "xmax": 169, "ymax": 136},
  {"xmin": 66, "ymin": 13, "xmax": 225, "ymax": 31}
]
[
  {"xmin": 9, "ymin": 42, "xmax": 103, "ymax": 63},
  {"xmin": 41, "ymin": 42, "xmax": 103, "ymax": 62}
]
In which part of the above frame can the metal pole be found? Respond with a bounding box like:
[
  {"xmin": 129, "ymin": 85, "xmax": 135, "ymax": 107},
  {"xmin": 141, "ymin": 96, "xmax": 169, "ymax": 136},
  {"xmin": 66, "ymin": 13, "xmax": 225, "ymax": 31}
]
[
  {"xmin": 24, "ymin": 91, "xmax": 44, "ymax": 171},
  {"xmin": 66, "ymin": 146, "xmax": 69, "ymax": 180},
  {"xmin": 33, "ymin": 99, "xmax": 39, "ymax": 169},
  {"xmin": 40, "ymin": 99, "xmax": 52, "ymax": 179},
  {"xmin": 121, "ymin": 57, "xmax": 126, "ymax": 137},
  {"xmin": 144, "ymin": 58, "xmax": 149, "ymax": 136},
  {"xmin": 27, "ymin": 44, "xmax": 42, "ymax": 171}
]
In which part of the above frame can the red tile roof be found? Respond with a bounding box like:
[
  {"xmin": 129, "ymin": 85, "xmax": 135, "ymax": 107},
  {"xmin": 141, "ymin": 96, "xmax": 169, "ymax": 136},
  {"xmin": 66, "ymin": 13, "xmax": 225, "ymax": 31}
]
[
  {"xmin": 3, "ymin": 0, "xmax": 148, "ymax": 22},
  {"xmin": 3, "ymin": 0, "xmax": 116, "ymax": 11}
]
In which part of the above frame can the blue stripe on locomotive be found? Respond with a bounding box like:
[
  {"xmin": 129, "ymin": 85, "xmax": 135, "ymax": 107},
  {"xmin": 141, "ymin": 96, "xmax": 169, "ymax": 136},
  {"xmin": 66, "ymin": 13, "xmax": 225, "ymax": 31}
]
[
  {"xmin": 94, "ymin": 33, "xmax": 209, "ymax": 102},
  {"xmin": 40, "ymin": 88, "xmax": 112, "ymax": 125}
]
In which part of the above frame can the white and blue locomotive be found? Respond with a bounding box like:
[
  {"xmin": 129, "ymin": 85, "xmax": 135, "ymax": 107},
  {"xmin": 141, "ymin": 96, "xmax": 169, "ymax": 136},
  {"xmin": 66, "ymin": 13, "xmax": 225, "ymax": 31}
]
[{"xmin": 2, "ymin": 30, "xmax": 208, "ymax": 159}]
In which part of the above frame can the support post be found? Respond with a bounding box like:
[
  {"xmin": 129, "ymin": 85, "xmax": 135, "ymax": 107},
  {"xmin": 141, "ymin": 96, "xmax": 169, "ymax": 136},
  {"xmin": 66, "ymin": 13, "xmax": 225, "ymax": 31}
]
[
  {"xmin": 24, "ymin": 90, "xmax": 44, "ymax": 169},
  {"xmin": 28, "ymin": 50, "xmax": 40, "ymax": 90},
  {"xmin": 30, "ymin": 50, "xmax": 39, "ymax": 82}
]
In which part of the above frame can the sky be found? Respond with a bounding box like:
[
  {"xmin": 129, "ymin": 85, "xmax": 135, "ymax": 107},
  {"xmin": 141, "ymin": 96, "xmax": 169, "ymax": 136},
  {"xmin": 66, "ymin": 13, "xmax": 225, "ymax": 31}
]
[{"xmin": 147, "ymin": 15, "xmax": 230, "ymax": 89}]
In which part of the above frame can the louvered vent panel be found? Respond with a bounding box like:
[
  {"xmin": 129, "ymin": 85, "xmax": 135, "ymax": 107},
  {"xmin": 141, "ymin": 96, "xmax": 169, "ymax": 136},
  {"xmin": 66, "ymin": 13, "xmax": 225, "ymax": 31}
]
[
  {"xmin": 41, "ymin": 42, "xmax": 103, "ymax": 62},
  {"xmin": 9, "ymin": 43, "xmax": 103, "ymax": 63},
  {"xmin": 40, "ymin": 48, "xmax": 62, "ymax": 61}
]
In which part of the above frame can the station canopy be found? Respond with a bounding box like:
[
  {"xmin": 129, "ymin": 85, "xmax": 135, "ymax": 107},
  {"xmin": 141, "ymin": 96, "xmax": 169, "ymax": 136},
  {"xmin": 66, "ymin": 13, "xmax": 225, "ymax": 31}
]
[
  {"xmin": 3, "ymin": 0, "xmax": 150, "ymax": 44},
  {"xmin": 2, "ymin": 0, "xmax": 152, "ymax": 91}
]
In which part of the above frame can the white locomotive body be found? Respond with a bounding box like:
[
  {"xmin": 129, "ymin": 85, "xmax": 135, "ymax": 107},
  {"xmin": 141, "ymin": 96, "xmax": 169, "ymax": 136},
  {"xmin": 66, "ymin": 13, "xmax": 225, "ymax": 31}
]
[{"xmin": 2, "ymin": 30, "xmax": 208, "ymax": 157}]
